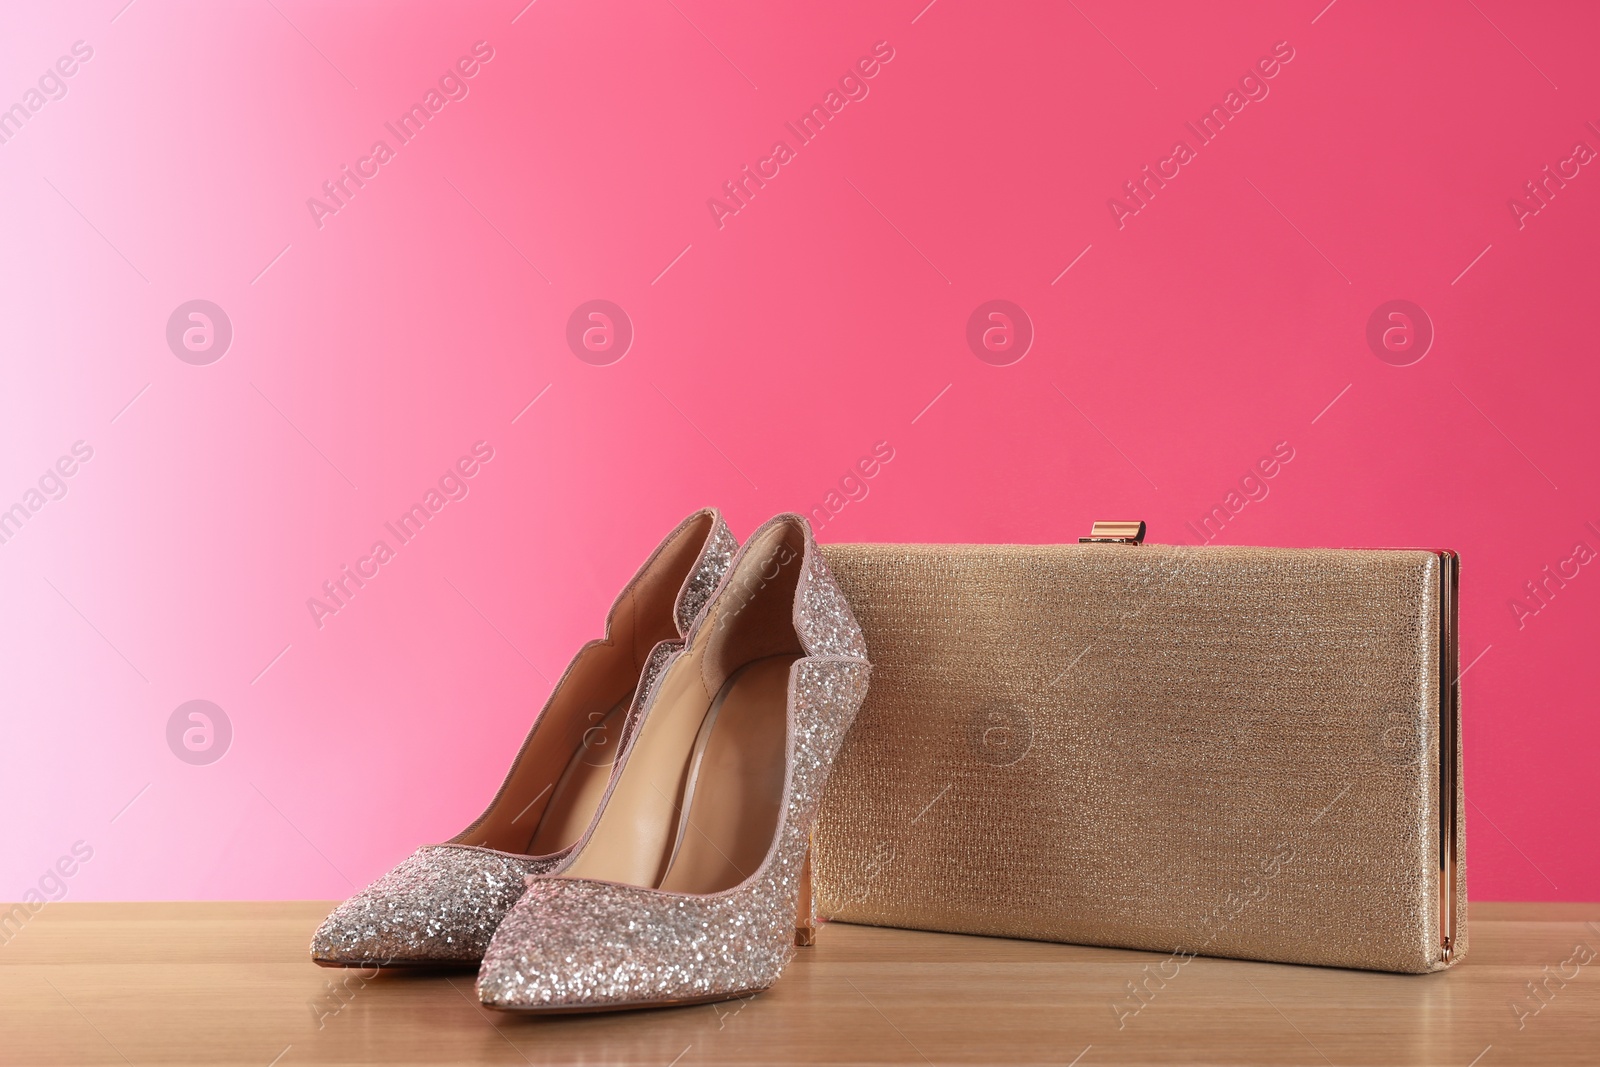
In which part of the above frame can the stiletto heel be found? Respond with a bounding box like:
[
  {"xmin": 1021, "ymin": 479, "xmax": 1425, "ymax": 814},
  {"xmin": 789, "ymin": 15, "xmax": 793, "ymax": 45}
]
[
  {"xmin": 795, "ymin": 843, "xmax": 816, "ymax": 947},
  {"xmin": 478, "ymin": 513, "xmax": 871, "ymax": 1011},
  {"xmin": 310, "ymin": 509, "xmax": 737, "ymax": 967}
]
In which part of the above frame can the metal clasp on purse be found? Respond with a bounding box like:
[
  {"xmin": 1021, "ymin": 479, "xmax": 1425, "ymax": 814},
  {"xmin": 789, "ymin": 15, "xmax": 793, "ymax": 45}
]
[{"xmin": 1078, "ymin": 520, "xmax": 1146, "ymax": 545}]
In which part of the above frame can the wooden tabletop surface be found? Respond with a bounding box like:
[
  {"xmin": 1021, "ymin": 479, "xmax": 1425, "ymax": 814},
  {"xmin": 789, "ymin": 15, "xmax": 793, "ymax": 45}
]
[{"xmin": 1, "ymin": 901, "xmax": 1595, "ymax": 1065}]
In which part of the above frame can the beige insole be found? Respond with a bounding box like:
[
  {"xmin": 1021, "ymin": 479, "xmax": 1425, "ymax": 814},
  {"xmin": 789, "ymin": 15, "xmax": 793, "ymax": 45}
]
[
  {"xmin": 561, "ymin": 651, "xmax": 799, "ymax": 893},
  {"xmin": 527, "ymin": 696, "xmax": 631, "ymax": 855},
  {"xmin": 658, "ymin": 655, "xmax": 795, "ymax": 895}
]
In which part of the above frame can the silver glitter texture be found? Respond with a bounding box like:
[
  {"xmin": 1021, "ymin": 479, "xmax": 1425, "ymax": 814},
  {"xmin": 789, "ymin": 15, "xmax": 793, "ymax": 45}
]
[
  {"xmin": 795, "ymin": 535, "xmax": 870, "ymax": 659},
  {"xmin": 478, "ymin": 521, "xmax": 872, "ymax": 1012},
  {"xmin": 478, "ymin": 660, "xmax": 870, "ymax": 1010},
  {"xmin": 311, "ymin": 845, "xmax": 559, "ymax": 964},
  {"xmin": 310, "ymin": 511, "xmax": 738, "ymax": 968},
  {"xmin": 676, "ymin": 517, "xmax": 738, "ymax": 633}
]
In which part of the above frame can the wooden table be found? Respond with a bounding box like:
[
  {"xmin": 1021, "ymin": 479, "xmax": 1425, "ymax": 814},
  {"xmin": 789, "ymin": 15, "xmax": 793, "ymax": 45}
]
[{"xmin": 1, "ymin": 902, "xmax": 1594, "ymax": 1065}]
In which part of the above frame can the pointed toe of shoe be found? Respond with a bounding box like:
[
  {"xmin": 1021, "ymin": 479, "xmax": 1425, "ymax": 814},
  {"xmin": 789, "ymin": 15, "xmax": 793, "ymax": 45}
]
[
  {"xmin": 310, "ymin": 900, "xmax": 394, "ymax": 967},
  {"xmin": 309, "ymin": 845, "xmax": 556, "ymax": 966},
  {"xmin": 476, "ymin": 876, "xmax": 795, "ymax": 1012}
]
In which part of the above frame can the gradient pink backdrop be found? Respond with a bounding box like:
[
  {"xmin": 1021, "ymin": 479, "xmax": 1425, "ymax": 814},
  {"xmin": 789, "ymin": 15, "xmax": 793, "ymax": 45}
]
[{"xmin": 2, "ymin": 0, "xmax": 1595, "ymax": 904}]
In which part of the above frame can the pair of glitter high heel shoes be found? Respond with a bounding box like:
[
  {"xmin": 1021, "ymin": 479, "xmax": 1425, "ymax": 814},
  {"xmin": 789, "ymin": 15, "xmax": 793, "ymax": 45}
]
[{"xmin": 310, "ymin": 509, "xmax": 872, "ymax": 1012}]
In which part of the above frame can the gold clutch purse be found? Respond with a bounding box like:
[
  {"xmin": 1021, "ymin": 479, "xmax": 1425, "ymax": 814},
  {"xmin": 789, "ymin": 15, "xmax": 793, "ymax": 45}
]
[{"xmin": 816, "ymin": 524, "xmax": 1464, "ymax": 974}]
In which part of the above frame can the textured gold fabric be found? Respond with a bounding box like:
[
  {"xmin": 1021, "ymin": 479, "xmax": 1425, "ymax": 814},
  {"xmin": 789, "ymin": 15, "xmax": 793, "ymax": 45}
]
[{"xmin": 816, "ymin": 543, "xmax": 1466, "ymax": 974}]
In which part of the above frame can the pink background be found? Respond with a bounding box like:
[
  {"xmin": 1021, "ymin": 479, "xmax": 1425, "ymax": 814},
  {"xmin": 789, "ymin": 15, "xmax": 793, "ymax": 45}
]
[{"xmin": 2, "ymin": 0, "xmax": 1595, "ymax": 903}]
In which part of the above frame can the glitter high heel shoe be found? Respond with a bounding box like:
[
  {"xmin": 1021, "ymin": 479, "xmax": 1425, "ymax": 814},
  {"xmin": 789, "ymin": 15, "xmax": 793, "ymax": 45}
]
[
  {"xmin": 476, "ymin": 513, "xmax": 871, "ymax": 1011},
  {"xmin": 310, "ymin": 509, "xmax": 737, "ymax": 967}
]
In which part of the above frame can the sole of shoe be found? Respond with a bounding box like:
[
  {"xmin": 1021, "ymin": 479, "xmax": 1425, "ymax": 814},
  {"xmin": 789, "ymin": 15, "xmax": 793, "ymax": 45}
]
[
  {"xmin": 481, "ymin": 988, "xmax": 764, "ymax": 1014},
  {"xmin": 311, "ymin": 957, "xmax": 478, "ymax": 971}
]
